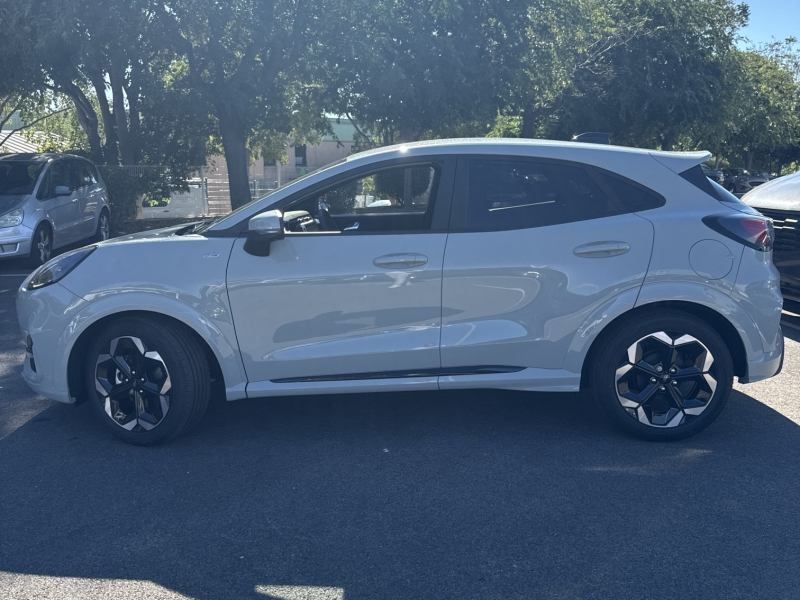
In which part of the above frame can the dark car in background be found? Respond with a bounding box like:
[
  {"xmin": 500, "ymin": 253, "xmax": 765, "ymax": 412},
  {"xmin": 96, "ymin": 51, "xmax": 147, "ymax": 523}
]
[
  {"xmin": 722, "ymin": 168, "xmax": 768, "ymax": 195},
  {"xmin": 743, "ymin": 171, "xmax": 800, "ymax": 303},
  {"xmin": 700, "ymin": 163, "xmax": 724, "ymax": 185}
]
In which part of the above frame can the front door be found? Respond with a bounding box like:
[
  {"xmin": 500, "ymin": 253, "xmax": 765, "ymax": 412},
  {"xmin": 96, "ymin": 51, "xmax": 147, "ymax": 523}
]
[
  {"xmin": 226, "ymin": 159, "xmax": 455, "ymax": 392},
  {"xmin": 41, "ymin": 161, "xmax": 82, "ymax": 246}
]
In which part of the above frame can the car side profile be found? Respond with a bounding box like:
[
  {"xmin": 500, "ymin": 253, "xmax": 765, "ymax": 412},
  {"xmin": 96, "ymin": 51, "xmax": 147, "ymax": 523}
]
[
  {"xmin": 16, "ymin": 139, "xmax": 783, "ymax": 445},
  {"xmin": 0, "ymin": 153, "xmax": 111, "ymax": 265}
]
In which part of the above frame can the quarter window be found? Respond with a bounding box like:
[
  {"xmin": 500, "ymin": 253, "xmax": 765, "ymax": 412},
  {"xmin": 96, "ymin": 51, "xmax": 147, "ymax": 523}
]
[{"xmin": 465, "ymin": 159, "xmax": 623, "ymax": 231}]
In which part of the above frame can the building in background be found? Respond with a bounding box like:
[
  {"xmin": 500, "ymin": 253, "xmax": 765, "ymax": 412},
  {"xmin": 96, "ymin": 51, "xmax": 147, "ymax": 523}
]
[{"xmin": 206, "ymin": 116, "xmax": 359, "ymax": 215}]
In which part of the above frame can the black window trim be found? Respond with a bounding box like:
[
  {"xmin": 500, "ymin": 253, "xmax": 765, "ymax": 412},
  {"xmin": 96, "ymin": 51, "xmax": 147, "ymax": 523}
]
[
  {"xmin": 448, "ymin": 154, "xmax": 650, "ymax": 233},
  {"xmin": 207, "ymin": 155, "xmax": 458, "ymax": 237}
]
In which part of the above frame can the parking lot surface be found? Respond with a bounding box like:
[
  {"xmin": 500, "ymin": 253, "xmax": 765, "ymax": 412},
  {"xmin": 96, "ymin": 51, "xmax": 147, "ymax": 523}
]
[{"xmin": 2, "ymin": 257, "xmax": 800, "ymax": 600}]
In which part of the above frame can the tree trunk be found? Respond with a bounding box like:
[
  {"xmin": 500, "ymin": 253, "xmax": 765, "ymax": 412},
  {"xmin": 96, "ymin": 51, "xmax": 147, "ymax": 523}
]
[
  {"xmin": 217, "ymin": 104, "xmax": 251, "ymax": 210},
  {"xmin": 660, "ymin": 133, "xmax": 675, "ymax": 151},
  {"xmin": 521, "ymin": 103, "xmax": 537, "ymax": 138},
  {"xmin": 746, "ymin": 150, "xmax": 754, "ymax": 171},
  {"xmin": 89, "ymin": 72, "xmax": 119, "ymax": 164},
  {"xmin": 61, "ymin": 81, "xmax": 103, "ymax": 162},
  {"xmin": 110, "ymin": 63, "xmax": 134, "ymax": 165}
]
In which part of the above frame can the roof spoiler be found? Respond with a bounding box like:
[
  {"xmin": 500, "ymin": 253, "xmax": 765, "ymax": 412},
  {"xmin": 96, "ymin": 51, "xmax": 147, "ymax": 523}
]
[
  {"xmin": 571, "ymin": 132, "xmax": 611, "ymax": 145},
  {"xmin": 650, "ymin": 150, "xmax": 712, "ymax": 174}
]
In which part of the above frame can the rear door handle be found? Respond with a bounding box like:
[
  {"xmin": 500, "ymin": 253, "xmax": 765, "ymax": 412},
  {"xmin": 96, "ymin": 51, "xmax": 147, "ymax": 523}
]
[
  {"xmin": 573, "ymin": 241, "xmax": 630, "ymax": 258},
  {"xmin": 373, "ymin": 253, "xmax": 428, "ymax": 268}
]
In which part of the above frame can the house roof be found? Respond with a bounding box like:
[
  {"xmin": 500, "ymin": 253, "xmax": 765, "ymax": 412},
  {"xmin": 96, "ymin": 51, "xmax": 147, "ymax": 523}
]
[{"xmin": 0, "ymin": 132, "xmax": 38, "ymax": 154}]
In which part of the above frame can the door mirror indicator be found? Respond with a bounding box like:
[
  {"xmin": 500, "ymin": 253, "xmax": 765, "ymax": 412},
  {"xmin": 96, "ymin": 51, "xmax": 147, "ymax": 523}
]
[
  {"xmin": 244, "ymin": 210, "xmax": 285, "ymax": 256},
  {"xmin": 54, "ymin": 185, "xmax": 71, "ymax": 196}
]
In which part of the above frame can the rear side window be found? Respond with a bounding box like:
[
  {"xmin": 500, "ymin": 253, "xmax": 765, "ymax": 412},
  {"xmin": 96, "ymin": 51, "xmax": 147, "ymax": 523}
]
[
  {"xmin": 596, "ymin": 171, "xmax": 665, "ymax": 212},
  {"xmin": 465, "ymin": 159, "xmax": 624, "ymax": 231},
  {"xmin": 679, "ymin": 165, "xmax": 757, "ymax": 213}
]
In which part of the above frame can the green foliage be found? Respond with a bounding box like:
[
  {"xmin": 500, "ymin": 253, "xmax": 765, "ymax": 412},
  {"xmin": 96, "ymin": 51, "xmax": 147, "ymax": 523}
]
[{"xmin": 97, "ymin": 167, "xmax": 173, "ymax": 233}]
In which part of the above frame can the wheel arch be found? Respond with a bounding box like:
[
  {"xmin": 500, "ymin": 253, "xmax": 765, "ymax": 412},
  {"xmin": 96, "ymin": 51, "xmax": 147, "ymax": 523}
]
[
  {"xmin": 67, "ymin": 309, "xmax": 234, "ymax": 405},
  {"xmin": 579, "ymin": 300, "xmax": 748, "ymax": 390}
]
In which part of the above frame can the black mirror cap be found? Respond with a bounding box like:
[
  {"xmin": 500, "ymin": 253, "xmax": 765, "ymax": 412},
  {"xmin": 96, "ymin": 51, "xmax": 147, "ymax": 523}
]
[{"xmin": 243, "ymin": 228, "xmax": 284, "ymax": 257}]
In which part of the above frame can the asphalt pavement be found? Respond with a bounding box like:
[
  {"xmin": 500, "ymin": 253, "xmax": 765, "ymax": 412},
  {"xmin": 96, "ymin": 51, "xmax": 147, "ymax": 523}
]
[{"xmin": 2, "ymin": 256, "xmax": 800, "ymax": 600}]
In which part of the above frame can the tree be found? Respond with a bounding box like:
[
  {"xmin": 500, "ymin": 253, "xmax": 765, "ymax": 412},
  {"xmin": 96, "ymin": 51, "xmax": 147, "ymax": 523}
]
[
  {"xmin": 149, "ymin": 0, "xmax": 341, "ymax": 209},
  {"xmin": 550, "ymin": 0, "xmax": 747, "ymax": 150},
  {"xmin": 721, "ymin": 49, "xmax": 800, "ymax": 171},
  {"xmin": 331, "ymin": 0, "xmax": 502, "ymax": 145}
]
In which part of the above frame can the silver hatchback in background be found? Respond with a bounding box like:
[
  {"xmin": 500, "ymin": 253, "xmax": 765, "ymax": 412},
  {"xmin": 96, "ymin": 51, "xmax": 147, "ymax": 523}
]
[{"xmin": 0, "ymin": 153, "xmax": 111, "ymax": 265}]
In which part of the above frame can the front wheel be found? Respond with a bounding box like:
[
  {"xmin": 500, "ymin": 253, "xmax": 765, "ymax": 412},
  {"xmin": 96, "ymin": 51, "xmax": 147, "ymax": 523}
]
[
  {"xmin": 28, "ymin": 224, "xmax": 53, "ymax": 267},
  {"xmin": 84, "ymin": 316, "xmax": 211, "ymax": 445},
  {"xmin": 590, "ymin": 310, "xmax": 734, "ymax": 441}
]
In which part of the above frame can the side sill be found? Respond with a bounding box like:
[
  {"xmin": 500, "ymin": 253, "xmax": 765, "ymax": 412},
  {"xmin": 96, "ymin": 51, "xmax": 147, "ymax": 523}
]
[{"xmin": 270, "ymin": 366, "xmax": 524, "ymax": 384}]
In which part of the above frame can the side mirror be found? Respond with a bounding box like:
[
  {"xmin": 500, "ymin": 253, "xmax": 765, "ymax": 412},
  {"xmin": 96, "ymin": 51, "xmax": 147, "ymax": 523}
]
[
  {"xmin": 54, "ymin": 185, "xmax": 71, "ymax": 196},
  {"xmin": 244, "ymin": 210, "xmax": 285, "ymax": 257}
]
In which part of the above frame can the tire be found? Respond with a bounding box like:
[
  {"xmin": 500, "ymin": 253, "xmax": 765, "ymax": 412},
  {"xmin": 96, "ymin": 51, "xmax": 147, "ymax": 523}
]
[
  {"xmin": 84, "ymin": 316, "xmax": 211, "ymax": 445},
  {"xmin": 589, "ymin": 310, "xmax": 734, "ymax": 441},
  {"xmin": 28, "ymin": 223, "xmax": 53, "ymax": 267},
  {"xmin": 94, "ymin": 209, "xmax": 110, "ymax": 242}
]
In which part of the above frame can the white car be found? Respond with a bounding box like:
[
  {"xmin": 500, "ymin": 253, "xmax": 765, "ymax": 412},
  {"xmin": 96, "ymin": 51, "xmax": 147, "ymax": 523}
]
[{"xmin": 16, "ymin": 139, "xmax": 783, "ymax": 445}]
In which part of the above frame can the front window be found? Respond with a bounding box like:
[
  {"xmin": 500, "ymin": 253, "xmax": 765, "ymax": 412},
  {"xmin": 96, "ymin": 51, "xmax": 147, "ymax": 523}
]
[
  {"xmin": 0, "ymin": 161, "xmax": 46, "ymax": 196},
  {"xmin": 283, "ymin": 163, "xmax": 440, "ymax": 233}
]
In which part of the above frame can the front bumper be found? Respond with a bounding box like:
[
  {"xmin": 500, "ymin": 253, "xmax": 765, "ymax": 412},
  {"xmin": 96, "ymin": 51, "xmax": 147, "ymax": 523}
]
[
  {"xmin": 17, "ymin": 281, "xmax": 88, "ymax": 403},
  {"xmin": 0, "ymin": 224, "xmax": 33, "ymax": 259}
]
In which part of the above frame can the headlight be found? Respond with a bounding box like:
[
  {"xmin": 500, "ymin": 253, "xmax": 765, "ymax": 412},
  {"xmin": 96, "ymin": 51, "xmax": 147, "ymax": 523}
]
[
  {"xmin": 28, "ymin": 246, "xmax": 96, "ymax": 290},
  {"xmin": 0, "ymin": 208, "xmax": 23, "ymax": 228}
]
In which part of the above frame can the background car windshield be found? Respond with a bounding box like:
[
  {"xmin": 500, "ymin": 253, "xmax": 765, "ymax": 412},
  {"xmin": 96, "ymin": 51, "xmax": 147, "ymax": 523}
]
[{"xmin": 0, "ymin": 161, "xmax": 45, "ymax": 195}]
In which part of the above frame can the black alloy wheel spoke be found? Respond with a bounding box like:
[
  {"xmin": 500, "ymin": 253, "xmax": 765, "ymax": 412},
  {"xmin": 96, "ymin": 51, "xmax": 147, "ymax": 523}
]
[{"xmin": 615, "ymin": 331, "xmax": 717, "ymax": 428}]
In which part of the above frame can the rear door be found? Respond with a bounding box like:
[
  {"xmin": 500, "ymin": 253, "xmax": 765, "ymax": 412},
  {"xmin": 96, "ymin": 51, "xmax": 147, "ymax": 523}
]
[{"xmin": 440, "ymin": 156, "xmax": 656, "ymax": 377}]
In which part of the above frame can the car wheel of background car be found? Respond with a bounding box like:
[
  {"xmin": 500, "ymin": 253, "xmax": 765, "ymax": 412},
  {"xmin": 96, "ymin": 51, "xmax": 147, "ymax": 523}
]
[
  {"xmin": 95, "ymin": 209, "xmax": 110, "ymax": 242},
  {"xmin": 590, "ymin": 310, "xmax": 733, "ymax": 441},
  {"xmin": 28, "ymin": 223, "xmax": 53, "ymax": 267},
  {"xmin": 84, "ymin": 316, "xmax": 211, "ymax": 445}
]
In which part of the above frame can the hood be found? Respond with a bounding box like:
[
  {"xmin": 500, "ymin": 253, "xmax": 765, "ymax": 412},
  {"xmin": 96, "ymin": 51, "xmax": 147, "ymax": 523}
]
[
  {"xmin": 0, "ymin": 195, "xmax": 30, "ymax": 214},
  {"xmin": 743, "ymin": 171, "xmax": 800, "ymax": 211},
  {"xmin": 97, "ymin": 222, "xmax": 202, "ymax": 247}
]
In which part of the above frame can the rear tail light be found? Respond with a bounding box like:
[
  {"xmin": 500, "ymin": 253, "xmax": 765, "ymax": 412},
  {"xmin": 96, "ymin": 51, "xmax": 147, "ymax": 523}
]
[{"xmin": 702, "ymin": 214, "xmax": 774, "ymax": 252}]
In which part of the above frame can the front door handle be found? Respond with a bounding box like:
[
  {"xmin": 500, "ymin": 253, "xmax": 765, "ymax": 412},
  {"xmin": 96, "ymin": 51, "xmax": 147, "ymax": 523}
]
[
  {"xmin": 373, "ymin": 253, "xmax": 428, "ymax": 268},
  {"xmin": 573, "ymin": 241, "xmax": 631, "ymax": 258}
]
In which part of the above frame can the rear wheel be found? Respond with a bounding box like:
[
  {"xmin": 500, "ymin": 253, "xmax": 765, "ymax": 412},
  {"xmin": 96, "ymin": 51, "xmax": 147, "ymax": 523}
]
[
  {"xmin": 84, "ymin": 316, "xmax": 210, "ymax": 445},
  {"xmin": 590, "ymin": 310, "xmax": 734, "ymax": 441},
  {"xmin": 94, "ymin": 209, "xmax": 110, "ymax": 242}
]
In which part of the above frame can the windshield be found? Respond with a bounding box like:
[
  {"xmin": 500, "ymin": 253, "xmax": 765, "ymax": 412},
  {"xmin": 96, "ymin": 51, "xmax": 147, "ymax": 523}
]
[{"xmin": 0, "ymin": 161, "xmax": 46, "ymax": 195}]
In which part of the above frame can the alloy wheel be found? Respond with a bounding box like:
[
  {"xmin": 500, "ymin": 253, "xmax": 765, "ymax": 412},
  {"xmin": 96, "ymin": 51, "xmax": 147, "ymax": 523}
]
[
  {"xmin": 94, "ymin": 336, "xmax": 172, "ymax": 431},
  {"xmin": 99, "ymin": 213, "xmax": 110, "ymax": 240},
  {"xmin": 37, "ymin": 229, "xmax": 51, "ymax": 263},
  {"xmin": 614, "ymin": 331, "xmax": 717, "ymax": 428}
]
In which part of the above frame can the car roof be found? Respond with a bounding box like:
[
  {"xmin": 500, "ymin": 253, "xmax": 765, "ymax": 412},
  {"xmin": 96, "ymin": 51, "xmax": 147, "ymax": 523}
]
[
  {"xmin": 743, "ymin": 171, "xmax": 800, "ymax": 211},
  {"xmin": 210, "ymin": 137, "xmax": 712, "ymax": 232}
]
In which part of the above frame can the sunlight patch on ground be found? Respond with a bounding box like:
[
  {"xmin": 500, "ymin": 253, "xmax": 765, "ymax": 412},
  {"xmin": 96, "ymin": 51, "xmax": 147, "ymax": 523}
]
[
  {"xmin": 0, "ymin": 572, "xmax": 196, "ymax": 599},
  {"xmin": 256, "ymin": 585, "xmax": 346, "ymax": 600}
]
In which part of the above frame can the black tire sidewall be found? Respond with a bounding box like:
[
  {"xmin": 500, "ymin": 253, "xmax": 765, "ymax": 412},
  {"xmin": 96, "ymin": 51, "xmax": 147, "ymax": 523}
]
[
  {"xmin": 591, "ymin": 311, "xmax": 734, "ymax": 441},
  {"xmin": 84, "ymin": 317, "xmax": 206, "ymax": 445}
]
